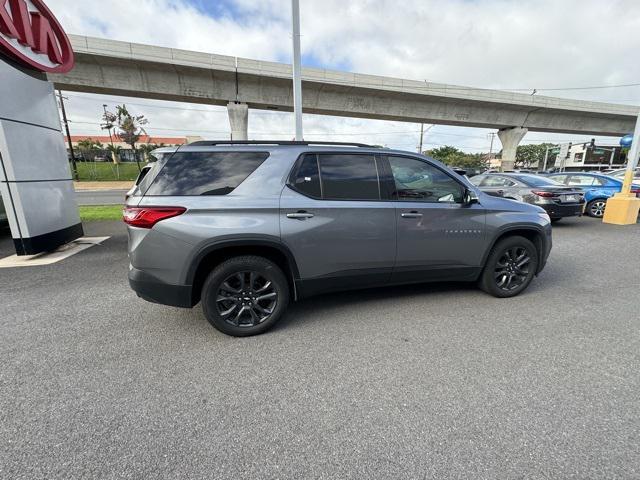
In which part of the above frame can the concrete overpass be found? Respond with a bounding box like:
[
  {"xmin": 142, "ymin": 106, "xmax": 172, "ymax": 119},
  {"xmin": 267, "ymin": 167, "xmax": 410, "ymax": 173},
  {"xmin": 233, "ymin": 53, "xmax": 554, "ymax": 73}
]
[{"xmin": 49, "ymin": 35, "xmax": 639, "ymax": 169}]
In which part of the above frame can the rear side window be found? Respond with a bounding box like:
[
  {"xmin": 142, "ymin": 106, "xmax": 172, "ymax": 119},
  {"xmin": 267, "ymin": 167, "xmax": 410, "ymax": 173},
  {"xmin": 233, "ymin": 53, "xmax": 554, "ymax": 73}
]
[
  {"xmin": 318, "ymin": 154, "xmax": 380, "ymax": 200},
  {"xmin": 145, "ymin": 152, "xmax": 268, "ymax": 196},
  {"xmin": 291, "ymin": 154, "xmax": 322, "ymax": 198}
]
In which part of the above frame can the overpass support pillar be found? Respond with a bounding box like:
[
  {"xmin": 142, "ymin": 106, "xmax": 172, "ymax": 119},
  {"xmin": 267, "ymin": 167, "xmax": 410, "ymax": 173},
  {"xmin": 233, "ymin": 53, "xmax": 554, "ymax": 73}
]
[
  {"xmin": 227, "ymin": 102, "xmax": 248, "ymax": 140},
  {"xmin": 498, "ymin": 127, "xmax": 528, "ymax": 171}
]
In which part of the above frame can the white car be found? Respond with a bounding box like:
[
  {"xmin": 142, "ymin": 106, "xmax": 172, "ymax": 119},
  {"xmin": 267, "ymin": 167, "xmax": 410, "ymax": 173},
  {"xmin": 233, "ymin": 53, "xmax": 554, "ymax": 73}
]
[{"xmin": 607, "ymin": 168, "xmax": 640, "ymax": 180}]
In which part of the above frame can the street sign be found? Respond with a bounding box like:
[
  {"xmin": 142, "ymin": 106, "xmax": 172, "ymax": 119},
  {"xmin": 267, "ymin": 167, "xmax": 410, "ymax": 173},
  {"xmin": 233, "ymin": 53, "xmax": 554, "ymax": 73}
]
[
  {"xmin": 558, "ymin": 143, "xmax": 570, "ymax": 159},
  {"xmin": 620, "ymin": 134, "xmax": 633, "ymax": 148}
]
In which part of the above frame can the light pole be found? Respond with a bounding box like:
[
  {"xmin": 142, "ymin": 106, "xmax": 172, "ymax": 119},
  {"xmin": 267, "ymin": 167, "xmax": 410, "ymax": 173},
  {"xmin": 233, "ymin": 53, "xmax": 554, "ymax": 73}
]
[{"xmin": 291, "ymin": 0, "xmax": 303, "ymax": 141}]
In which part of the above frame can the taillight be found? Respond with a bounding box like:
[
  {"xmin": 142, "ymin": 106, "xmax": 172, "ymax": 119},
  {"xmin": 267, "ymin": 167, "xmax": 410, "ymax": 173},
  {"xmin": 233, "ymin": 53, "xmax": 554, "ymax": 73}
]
[
  {"xmin": 123, "ymin": 206, "xmax": 186, "ymax": 228},
  {"xmin": 531, "ymin": 190, "xmax": 555, "ymax": 198}
]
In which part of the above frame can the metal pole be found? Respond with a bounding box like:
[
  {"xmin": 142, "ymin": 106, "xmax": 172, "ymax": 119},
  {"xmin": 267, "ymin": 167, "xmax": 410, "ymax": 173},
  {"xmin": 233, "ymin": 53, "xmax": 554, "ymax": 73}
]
[
  {"xmin": 621, "ymin": 112, "xmax": 640, "ymax": 194},
  {"xmin": 58, "ymin": 90, "xmax": 79, "ymax": 181},
  {"xmin": 291, "ymin": 0, "xmax": 303, "ymax": 140},
  {"xmin": 609, "ymin": 148, "xmax": 615, "ymax": 168},
  {"xmin": 542, "ymin": 146, "xmax": 550, "ymax": 172}
]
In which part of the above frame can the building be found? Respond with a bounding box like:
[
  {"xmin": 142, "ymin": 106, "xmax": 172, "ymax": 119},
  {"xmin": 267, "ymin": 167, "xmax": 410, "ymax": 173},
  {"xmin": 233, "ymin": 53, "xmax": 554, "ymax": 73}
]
[
  {"xmin": 550, "ymin": 144, "xmax": 625, "ymax": 172},
  {"xmin": 65, "ymin": 135, "xmax": 202, "ymax": 149}
]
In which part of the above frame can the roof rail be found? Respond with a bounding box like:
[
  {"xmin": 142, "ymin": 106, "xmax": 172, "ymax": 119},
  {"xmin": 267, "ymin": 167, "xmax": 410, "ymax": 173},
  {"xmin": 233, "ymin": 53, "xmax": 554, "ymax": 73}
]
[{"xmin": 188, "ymin": 140, "xmax": 380, "ymax": 148}]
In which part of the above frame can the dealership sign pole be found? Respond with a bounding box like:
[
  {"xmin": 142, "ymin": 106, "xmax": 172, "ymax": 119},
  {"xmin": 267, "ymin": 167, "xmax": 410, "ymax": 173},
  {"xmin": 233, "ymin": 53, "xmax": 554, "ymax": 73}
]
[
  {"xmin": 0, "ymin": 0, "xmax": 83, "ymax": 255},
  {"xmin": 602, "ymin": 112, "xmax": 640, "ymax": 225},
  {"xmin": 291, "ymin": 0, "xmax": 303, "ymax": 141}
]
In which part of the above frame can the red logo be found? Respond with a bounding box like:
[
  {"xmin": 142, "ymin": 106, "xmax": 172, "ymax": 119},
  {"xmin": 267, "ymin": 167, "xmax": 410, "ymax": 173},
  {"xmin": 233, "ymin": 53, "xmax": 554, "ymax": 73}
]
[{"xmin": 0, "ymin": 0, "xmax": 74, "ymax": 73}]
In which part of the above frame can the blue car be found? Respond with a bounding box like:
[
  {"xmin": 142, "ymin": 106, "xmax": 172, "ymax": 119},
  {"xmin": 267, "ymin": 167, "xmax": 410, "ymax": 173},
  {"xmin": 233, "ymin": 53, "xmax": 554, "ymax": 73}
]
[{"xmin": 547, "ymin": 172, "xmax": 640, "ymax": 218}]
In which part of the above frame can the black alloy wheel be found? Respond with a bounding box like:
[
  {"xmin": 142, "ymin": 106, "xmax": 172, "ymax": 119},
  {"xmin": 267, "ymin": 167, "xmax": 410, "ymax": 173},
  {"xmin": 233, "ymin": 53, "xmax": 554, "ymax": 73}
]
[
  {"xmin": 479, "ymin": 236, "xmax": 539, "ymax": 298},
  {"xmin": 202, "ymin": 256, "xmax": 289, "ymax": 336}
]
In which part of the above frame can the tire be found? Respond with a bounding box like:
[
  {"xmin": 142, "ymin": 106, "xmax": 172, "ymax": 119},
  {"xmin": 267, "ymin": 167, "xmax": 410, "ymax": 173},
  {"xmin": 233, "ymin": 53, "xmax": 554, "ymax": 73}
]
[
  {"xmin": 479, "ymin": 236, "xmax": 539, "ymax": 298},
  {"xmin": 586, "ymin": 198, "xmax": 607, "ymax": 218},
  {"xmin": 201, "ymin": 256, "xmax": 289, "ymax": 337},
  {"xmin": 550, "ymin": 218, "xmax": 562, "ymax": 224}
]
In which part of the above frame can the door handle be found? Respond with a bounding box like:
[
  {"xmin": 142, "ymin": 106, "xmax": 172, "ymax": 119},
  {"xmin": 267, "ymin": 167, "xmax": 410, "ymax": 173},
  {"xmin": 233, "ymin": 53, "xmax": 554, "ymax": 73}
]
[
  {"xmin": 401, "ymin": 211, "xmax": 423, "ymax": 219},
  {"xmin": 287, "ymin": 211, "xmax": 314, "ymax": 220}
]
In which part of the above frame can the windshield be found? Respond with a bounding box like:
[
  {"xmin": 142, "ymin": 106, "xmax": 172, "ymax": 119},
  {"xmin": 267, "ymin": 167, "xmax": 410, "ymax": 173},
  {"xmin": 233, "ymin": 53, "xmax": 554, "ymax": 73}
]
[{"xmin": 513, "ymin": 174, "xmax": 562, "ymax": 187}]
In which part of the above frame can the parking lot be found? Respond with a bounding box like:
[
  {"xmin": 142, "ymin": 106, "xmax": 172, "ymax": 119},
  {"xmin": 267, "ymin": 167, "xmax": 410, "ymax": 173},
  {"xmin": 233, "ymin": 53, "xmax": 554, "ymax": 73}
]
[{"xmin": 1, "ymin": 217, "xmax": 638, "ymax": 479}]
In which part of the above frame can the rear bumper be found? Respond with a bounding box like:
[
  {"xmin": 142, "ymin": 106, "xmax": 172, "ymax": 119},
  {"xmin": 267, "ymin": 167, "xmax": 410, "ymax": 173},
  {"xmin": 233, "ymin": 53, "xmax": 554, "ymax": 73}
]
[
  {"xmin": 539, "ymin": 202, "xmax": 584, "ymax": 219},
  {"xmin": 128, "ymin": 266, "xmax": 193, "ymax": 308}
]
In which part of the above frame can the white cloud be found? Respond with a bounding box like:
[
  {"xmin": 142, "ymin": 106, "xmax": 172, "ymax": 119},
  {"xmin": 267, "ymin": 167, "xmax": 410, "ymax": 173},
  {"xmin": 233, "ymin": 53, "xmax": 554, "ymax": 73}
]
[{"xmin": 47, "ymin": 0, "xmax": 640, "ymax": 152}]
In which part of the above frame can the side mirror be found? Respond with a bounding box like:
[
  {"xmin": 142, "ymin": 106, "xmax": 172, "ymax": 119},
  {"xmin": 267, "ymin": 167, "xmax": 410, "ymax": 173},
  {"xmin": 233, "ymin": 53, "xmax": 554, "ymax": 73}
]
[{"xmin": 464, "ymin": 189, "xmax": 479, "ymax": 205}]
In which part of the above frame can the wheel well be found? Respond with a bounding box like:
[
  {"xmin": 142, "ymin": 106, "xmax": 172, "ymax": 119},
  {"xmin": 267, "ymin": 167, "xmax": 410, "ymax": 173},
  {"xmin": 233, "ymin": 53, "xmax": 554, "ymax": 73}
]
[
  {"xmin": 489, "ymin": 229, "xmax": 544, "ymax": 265},
  {"xmin": 190, "ymin": 244, "xmax": 297, "ymax": 305}
]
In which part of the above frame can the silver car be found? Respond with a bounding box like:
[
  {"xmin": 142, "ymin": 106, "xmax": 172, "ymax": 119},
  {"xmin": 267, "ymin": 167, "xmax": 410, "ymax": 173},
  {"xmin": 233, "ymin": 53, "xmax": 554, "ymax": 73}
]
[
  {"xmin": 470, "ymin": 173, "xmax": 585, "ymax": 223},
  {"xmin": 125, "ymin": 141, "xmax": 552, "ymax": 336}
]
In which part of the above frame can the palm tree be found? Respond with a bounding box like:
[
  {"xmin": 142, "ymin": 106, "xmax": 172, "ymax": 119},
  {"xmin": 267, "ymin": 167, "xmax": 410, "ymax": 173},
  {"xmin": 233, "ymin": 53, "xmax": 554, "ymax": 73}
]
[{"xmin": 103, "ymin": 105, "xmax": 149, "ymax": 171}]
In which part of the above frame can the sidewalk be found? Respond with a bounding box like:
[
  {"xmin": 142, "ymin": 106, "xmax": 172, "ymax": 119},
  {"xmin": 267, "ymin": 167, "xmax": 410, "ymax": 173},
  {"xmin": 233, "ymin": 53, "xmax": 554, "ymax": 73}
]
[{"xmin": 74, "ymin": 181, "xmax": 133, "ymax": 191}]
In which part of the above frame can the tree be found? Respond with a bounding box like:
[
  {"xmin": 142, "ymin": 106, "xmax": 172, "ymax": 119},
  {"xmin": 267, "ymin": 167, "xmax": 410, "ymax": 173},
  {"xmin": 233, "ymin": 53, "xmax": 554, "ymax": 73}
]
[
  {"xmin": 515, "ymin": 143, "xmax": 555, "ymax": 170},
  {"xmin": 103, "ymin": 105, "xmax": 149, "ymax": 171},
  {"xmin": 425, "ymin": 146, "xmax": 488, "ymax": 174},
  {"xmin": 138, "ymin": 143, "xmax": 166, "ymax": 162},
  {"xmin": 77, "ymin": 138, "xmax": 103, "ymax": 151}
]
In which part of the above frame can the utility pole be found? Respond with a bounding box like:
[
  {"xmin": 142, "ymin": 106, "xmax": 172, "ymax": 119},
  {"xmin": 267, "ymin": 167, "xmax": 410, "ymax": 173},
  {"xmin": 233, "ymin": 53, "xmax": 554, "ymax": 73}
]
[
  {"xmin": 418, "ymin": 123, "xmax": 424, "ymax": 153},
  {"xmin": 291, "ymin": 0, "xmax": 303, "ymax": 141},
  {"xmin": 487, "ymin": 132, "xmax": 496, "ymax": 169},
  {"xmin": 57, "ymin": 90, "xmax": 78, "ymax": 181},
  {"xmin": 102, "ymin": 104, "xmax": 114, "ymax": 148}
]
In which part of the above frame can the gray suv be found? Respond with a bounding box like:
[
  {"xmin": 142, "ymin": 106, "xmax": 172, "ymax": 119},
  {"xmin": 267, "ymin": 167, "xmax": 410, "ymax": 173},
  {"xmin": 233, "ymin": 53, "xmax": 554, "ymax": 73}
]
[{"xmin": 125, "ymin": 141, "xmax": 552, "ymax": 336}]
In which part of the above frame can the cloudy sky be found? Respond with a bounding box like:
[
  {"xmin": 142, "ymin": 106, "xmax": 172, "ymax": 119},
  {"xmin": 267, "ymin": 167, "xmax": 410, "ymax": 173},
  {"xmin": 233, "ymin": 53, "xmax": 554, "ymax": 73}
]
[{"xmin": 47, "ymin": 0, "xmax": 640, "ymax": 152}]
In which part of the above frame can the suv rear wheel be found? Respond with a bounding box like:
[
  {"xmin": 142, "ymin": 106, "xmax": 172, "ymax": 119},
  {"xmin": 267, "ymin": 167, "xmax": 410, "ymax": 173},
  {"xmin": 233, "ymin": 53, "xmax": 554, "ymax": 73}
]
[
  {"xmin": 202, "ymin": 256, "xmax": 289, "ymax": 336},
  {"xmin": 479, "ymin": 236, "xmax": 539, "ymax": 298}
]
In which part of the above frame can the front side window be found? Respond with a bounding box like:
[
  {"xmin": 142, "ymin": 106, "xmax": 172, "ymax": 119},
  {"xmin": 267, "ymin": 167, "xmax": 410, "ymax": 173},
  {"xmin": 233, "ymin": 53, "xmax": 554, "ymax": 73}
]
[
  {"xmin": 389, "ymin": 156, "xmax": 464, "ymax": 203},
  {"xmin": 318, "ymin": 154, "xmax": 380, "ymax": 200},
  {"xmin": 146, "ymin": 151, "xmax": 269, "ymax": 196},
  {"xmin": 469, "ymin": 175, "xmax": 484, "ymax": 186},
  {"xmin": 481, "ymin": 176, "xmax": 516, "ymax": 188}
]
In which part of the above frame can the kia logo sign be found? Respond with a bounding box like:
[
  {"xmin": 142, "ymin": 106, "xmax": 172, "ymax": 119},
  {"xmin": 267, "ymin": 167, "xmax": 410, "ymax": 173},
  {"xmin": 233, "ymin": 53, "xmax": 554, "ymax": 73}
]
[{"xmin": 0, "ymin": 0, "xmax": 74, "ymax": 73}]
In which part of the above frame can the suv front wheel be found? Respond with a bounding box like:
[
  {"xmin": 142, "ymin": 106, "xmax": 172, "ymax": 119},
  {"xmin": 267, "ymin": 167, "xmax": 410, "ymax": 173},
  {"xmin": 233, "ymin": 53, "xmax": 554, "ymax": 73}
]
[
  {"xmin": 202, "ymin": 256, "xmax": 290, "ymax": 336},
  {"xmin": 479, "ymin": 236, "xmax": 539, "ymax": 298}
]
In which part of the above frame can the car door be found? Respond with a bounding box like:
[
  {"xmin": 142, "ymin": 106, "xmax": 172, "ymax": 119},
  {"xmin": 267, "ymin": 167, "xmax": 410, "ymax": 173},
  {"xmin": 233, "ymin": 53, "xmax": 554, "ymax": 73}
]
[
  {"xmin": 280, "ymin": 152, "xmax": 396, "ymax": 296},
  {"xmin": 565, "ymin": 174, "xmax": 614, "ymax": 200},
  {"xmin": 384, "ymin": 155, "xmax": 487, "ymax": 283}
]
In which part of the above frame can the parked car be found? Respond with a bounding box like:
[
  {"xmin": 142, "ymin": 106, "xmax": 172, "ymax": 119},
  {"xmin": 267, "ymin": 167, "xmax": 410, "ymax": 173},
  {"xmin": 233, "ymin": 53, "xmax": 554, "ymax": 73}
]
[
  {"xmin": 469, "ymin": 173, "xmax": 585, "ymax": 223},
  {"xmin": 606, "ymin": 168, "xmax": 640, "ymax": 181},
  {"xmin": 547, "ymin": 172, "xmax": 640, "ymax": 217},
  {"xmin": 124, "ymin": 141, "xmax": 552, "ymax": 337}
]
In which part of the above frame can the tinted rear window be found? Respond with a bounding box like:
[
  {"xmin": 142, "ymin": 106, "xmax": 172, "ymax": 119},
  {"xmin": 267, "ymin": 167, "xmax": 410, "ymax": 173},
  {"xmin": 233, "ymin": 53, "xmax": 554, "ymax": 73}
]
[{"xmin": 145, "ymin": 152, "xmax": 269, "ymax": 196}]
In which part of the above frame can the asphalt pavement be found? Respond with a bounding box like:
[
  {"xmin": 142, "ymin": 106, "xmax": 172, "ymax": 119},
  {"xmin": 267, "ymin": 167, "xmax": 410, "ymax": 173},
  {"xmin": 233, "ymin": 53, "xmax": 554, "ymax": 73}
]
[
  {"xmin": 0, "ymin": 218, "xmax": 638, "ymax": 479},
  {"xmin": 75, "ymin": 189, "xmax": 128, "ymax": 206}
]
